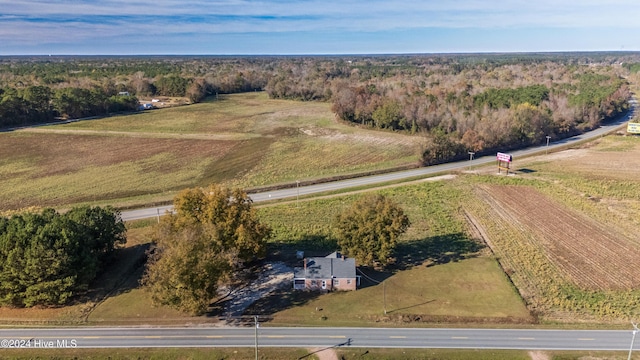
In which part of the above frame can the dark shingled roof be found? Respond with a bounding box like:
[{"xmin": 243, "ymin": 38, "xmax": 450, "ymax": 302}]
[{"xmin": 294, "ymin": 255, "xmax": 356, "ymax": 279}]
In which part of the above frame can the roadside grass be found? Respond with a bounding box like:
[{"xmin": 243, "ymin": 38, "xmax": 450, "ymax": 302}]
[
  {"xmin": 337, "ymin": 348, "xmax": 533, "ymax": 360},
  {"xmin": 0, "ymin": 348, "xmax": 629, "ymax": 359},
  {"xmin": 0, "ymin": 348, "xmax": 311, "ymax": 360},
  {"xmin": 1, "ymin": 92, "xmax": 421, "ymax": 212},
  {"xmin": 337, "ymin": 349, "xmax": 630, "ymax": 360}
]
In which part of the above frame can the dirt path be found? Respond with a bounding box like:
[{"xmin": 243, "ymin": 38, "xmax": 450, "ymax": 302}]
[
  {"xmin": 307, "ymin": 347, "xmax": 339, "ymax": 360},
  {"xmin": 222, "ymin": 262, "xmax": 293, "ymax": 319},
  {"xmin": 21, "ymin": 127, "xmax": 255, "ymax": 140},
  {"xmin": 528, "ymin": 350, "xmax": 550, "ymax": 360}
]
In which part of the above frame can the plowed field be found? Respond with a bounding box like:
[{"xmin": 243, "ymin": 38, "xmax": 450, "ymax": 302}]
[{"xmin": 475, "ymin": 184, "xmax": 640, "ymax": 291}]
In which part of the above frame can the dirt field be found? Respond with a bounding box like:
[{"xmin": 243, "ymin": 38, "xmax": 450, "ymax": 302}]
[
  {"xmin": 475, "ymin": 184, "xmax": 640, "ymax": 291},
  {"xmin": 464, "ymin": 135, "xmax": 640, "ymax": 320},
  {"xmin": 0, "ymin": 92, "xmax": 422, "ymax": 211}
]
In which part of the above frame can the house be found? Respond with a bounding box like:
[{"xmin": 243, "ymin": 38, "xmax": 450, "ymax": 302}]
[
  {"xmin": 293, "ymin": 252, "xmax": 360, "ymax": 291},
  {"xmin": 118, "ymin": 91, "xmax": 130, "ymax": 96}
]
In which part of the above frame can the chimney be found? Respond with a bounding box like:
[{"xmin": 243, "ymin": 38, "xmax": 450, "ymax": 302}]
[{"xmin": 304, "ymin": 258, "xmax": 307, "ymax": 270}]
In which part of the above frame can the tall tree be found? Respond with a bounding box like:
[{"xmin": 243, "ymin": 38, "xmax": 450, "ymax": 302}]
[
  {"xmin": 143, "ymin": 184, "xmax": 271, "ymax": 315},
  {"xmin": 0, "ymin": 207, "xmax": 126, "ymax": 307},
  {"xmin": 334, "ymin": 194, "xmax": 410, "ymax": 267}
]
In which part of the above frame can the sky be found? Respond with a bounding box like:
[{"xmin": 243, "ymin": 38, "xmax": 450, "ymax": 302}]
[{"xmin": 1, "ymin": 0, "xmax": 640, "ymax": 55}]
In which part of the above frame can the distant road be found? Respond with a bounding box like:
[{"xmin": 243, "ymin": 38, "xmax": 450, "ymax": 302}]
[
  {"xmin": 0, "ymin": 326, "xmax": 636, "ymax": 350},
  {"xmin": 121, "ymin": 104, "xmax": 634, "ymax": 221}
]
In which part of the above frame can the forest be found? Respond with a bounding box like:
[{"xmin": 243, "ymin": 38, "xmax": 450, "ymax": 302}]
[
  {"xmin": 1, "ymin": 53, "xmax": 639, "ymax": 163},
  {"xmin": 0, "ymin": 206, "xmax": 125, "ymax": 307}
]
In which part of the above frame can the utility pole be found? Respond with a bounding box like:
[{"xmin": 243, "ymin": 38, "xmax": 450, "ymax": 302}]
[
  {"xmin": 383, "ymin": 281, "xmax": 387, "ymax": 315},
  {"xmin": 254, "ymin": 315, "xmax": 259, "ymax": 360},
  {"xmin": 546, "ymin": 136, "xmax": 551, "ymax": 154},
  {"xmin": 629, "ymin": 322, "xmax": 639, "ymax": 360},
  {"xmin": 296, "ymin": 180, "xmax": 300, "ymax": 208}
]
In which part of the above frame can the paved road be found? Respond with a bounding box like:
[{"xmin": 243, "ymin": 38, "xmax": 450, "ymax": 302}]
[
  {"xmin": 121, "ymin": 106, "xmax": 634, "ymax": 221},
  {"xmin": 0, "ymin": 326, "xmax": 636, "ymax": 350}
]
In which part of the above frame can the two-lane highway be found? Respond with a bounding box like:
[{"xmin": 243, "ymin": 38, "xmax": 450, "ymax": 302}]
[{"xmin": 0, "ymin": 327, "xmax": 636, "ymax": 350}]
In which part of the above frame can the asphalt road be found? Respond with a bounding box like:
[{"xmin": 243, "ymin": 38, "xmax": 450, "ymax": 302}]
[
  {"xmin": 0, "ymin": 326, "xmax": 637, "ymax": 350},
  {"xmin": 121, "ymin": 106, "xmax": 634, "ymax": 222}
]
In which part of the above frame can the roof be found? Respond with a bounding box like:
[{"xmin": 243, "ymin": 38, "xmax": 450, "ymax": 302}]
[{"xmin": 294, "ymin": 255, "xmax": 356, "ymax": 279}]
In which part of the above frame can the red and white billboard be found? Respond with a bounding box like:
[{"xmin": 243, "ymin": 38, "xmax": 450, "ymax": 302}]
[{"xmin": 496, "ymin": 152, "xmax": 512, "ymax": 162}]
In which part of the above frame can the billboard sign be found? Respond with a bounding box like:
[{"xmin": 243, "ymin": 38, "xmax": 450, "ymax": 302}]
[
  {"xmin": 496, "ymin": 152, "xmax": 512, "ymax": 162},
  {"xmin": 627, "ymin": 123, "xmax": 640, "ymax": 134}
]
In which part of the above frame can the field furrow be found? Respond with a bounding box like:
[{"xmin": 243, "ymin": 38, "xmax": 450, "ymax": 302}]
[{"xmin": 476, "ymin": 185, "xmax": 640, "ymax": 291}]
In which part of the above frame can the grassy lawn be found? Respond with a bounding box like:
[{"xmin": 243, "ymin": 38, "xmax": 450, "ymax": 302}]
[
  {"xmin": 260, "ymin": 257, "xmax": 531, "ymax": 327},
  {"xmin": 0, "ymin": 92, "xmax": 421, "ymax": 212},
  {"xmin": 250, "ymin": 180, "xmax": 531, "ymax": 327}
]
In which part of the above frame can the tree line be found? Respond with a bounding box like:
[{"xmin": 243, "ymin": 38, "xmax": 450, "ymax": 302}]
[
  {"xmin": 0, "ymin": 85, "xmax": 139, "ymax": 127},
  {"xmin": 0, "ymin": 184, "xmax": 408, "ymax": 314},
  {"xmin": 0, "ymin": 206, "xmax": 125, "ymax": 307},
  {"xmin": 1, "ymin": 54, "xmax": 639, "ymax": 159}
]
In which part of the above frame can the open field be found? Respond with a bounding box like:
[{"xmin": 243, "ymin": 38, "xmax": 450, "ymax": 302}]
[
  {"xmin": 7, "ymin": 134, "xmax": 640, "ymax": 326},
  {"xmin": 0, "ymin": 92, "xmax": 421, "ymax": 211},
  {"xmin": 463, "ymin": 135, "xmax": 640, "ymax": 322},
  {"xmin": 250, "ymin": 180, "xmax": 531, "ymax": 327}
]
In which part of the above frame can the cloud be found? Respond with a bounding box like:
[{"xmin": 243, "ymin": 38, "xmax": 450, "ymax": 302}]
[{"xmin": 1, "ymin": 0, "xmax": 639, "ymax": 53}]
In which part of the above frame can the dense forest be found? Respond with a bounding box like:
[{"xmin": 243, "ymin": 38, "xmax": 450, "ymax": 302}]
[
  {"xmin": 0, "ymin": 206, "xmax": 125, "ymax": 307},
  {"xmin": 1, "ymin": 53, "xmax": 640, "ymax": 163}
]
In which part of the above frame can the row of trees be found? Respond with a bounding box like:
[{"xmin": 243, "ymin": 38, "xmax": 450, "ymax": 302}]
[
  {"xmin": 325, "ymin": 63, "xmax": 630, "ymax": 165},
  {"xmin": 0, "ymin": 183, "xmax": 408, "ymax": 313},
  {"xmin": 2, "ymin": 56, "xmax": 638, "ymax": 153},
  {"xmin": 0, "ymin": 206, "xmax": 126, "ymax": 307},
  {"xmin": 0, "ymin": 85, "xmax": 139, "ymax": 127}
]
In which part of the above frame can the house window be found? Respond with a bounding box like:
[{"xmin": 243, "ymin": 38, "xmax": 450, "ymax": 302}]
[
  {"xmin": 346, "ymin": 279, "xmax": 352, "ymax": 285},
  {"xmin": 333, "ymin": 279, "xmax": 340, "ymax": 286},
  {"xmin": 294, "ymin": 279, "xmax": 305, "ymax": 289},
  {"xmin": 310, "ymin": 280, "xmax": 317, "ymax": 286}
]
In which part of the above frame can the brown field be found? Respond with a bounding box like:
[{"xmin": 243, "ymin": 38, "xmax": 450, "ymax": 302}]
[
  {"xmin": 464, "ymin": 135, "xmax": 640, "ymax": 320},
  {"xmin": 475, "ymin": 184, "xmax": 640, "ymax": 291},
  {"xmin": 0, "ymin": 92, "xmax": 422, "ymax": 211}
]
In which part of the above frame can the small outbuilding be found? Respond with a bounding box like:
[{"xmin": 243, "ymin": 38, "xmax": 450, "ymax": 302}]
[{"xmin": 293, "ymin": 252, "xmax": 359, "ymax": 291}]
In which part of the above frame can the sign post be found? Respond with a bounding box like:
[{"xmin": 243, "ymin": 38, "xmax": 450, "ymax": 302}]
[
  {"xmin": 627, "ymin": 123, "xmax": 640, "ymax": 134},
  {"xmin": 496, "ymin": 152, "xmax": 513, "ymax": 175}
]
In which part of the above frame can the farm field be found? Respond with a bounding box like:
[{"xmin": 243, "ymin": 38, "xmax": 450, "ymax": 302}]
[
  {"xmin": 463, "ymin": 135, "xmax": 640, "ymax": 322},
  {"xmin": 0, "ymin": 92, "xmax": 421, "ymax": 211}
]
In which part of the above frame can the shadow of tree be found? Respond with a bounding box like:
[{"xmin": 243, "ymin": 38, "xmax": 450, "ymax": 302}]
[
  {"xmin": 233, "ymin": 287, "xmax": 323, "ymax": 323},
  {"xmin": 396, "ymin": 232, "xmax": 484, "ymax": 270},
  {"xmin": 355, "ymin": 267, "xmax": 393, "ymax": 289},
  {"xmin": 78, "ymin": 243, "xmax": 151, "ymax": 304},
  {"xmin": 267, "ymin": 234, "xmax": 338, "ymax": 267}
]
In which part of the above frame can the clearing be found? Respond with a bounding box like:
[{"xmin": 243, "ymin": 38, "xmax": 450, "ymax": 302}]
[{"xmin": 0, "ymin": 92, "xmax": 422, "ymax": 212}]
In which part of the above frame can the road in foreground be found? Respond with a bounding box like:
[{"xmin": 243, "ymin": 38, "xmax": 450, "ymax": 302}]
[
  {"xmin": 122, "ymin": 107, "xmax": 633, "ymax": 221},
  {"xmin": 0, "ymin": 327, "xmax": 636, "ymax": 350}
]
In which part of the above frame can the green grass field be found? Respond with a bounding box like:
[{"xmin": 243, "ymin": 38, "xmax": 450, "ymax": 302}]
[
  {"xmin": 0, "ymin": 92, "xmax": 421, "ymax": 211},
  {"xmin": 249, "ymin": 180, "xmax": 531, "ymax": 326}
]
